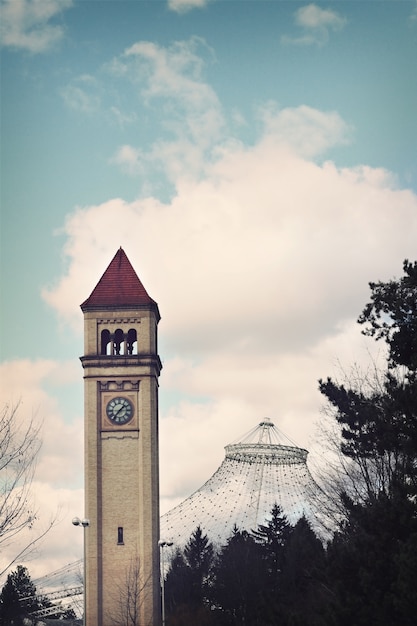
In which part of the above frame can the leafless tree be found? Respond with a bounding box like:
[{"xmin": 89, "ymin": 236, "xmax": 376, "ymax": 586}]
[
  {"xmin": 309, "ymin": 410, "xmax": 369, "ymax": 535},
  {"xmin": 111, "ymin": 555, "xmax": 154, "ymax": 626},
  {"xmin": 310, "ymin": 358, "xmax": 410, "ymax": 535},
  {"xmin": 0, "ymin": 403, "xmax": 52, "ymax": 577}
]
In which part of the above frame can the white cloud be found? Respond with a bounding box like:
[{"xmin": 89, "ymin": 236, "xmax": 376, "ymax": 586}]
[
  {"xmin": 108, "ymin": 42, "xmax": 349, "ymax": 186},
  {"xmin": 67, "ymin": 38, "xmax": 240, "ymax": 189},
  {"xmin": 0, "ymin": 0, "xmax": 72, "ymax": 53},
  {"xmin": 258, "ymin": 103, "xmax": 351, "ymax": 157},
  {"xmin": 296, "ymin": 4, "xmax": 346, "ymax": 30},
  {"xmin": 110, "ymin": 106, "xmax": 137, "ymax": 128},
  {"xmin": 282, "ymin": 3, "xmax": 347, "ymax": 46},
  {"xmin": 111, "ymin": 144, "xmax": 142, "ymax": 176},
  {"xmin": 41, "ymin": 105, "xmax": 417, "ymax": 519},
  {"xmin": 123, "ymin": 38, "xmax": 217, "ymax": 109},
  {"xmin": 0, "ymin": 358, "xmax": 75, "ymax": 413},
  {"xmin": 60, "ymin": 74, "xmax": 101, "ymax": 113},
  {"xmin": 0, "ymin": 358, "xmax": 83, "ymax": 489},
  {"xmin": 44, "ymin": 110, "xmax": 417, "ymax": 348},
  {"xmin": 167, "ymin": 0, "xmax": 212, "ymax": 14},
  {"xmin": 105, "ymin": 38, "xmax": 225, "ymax": 183}
]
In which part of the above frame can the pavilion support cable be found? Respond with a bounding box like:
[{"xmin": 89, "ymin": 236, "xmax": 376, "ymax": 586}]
[{"xmin": 161, "ymin": 418, "xmax": 325, "ymax": 550}]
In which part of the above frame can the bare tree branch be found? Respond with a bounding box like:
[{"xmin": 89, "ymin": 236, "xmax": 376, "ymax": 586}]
[
  {"xmin": 110, "ymin": 554, "xmax": 153, "ymax": 626},
  {"xmin": 0, "ymin": 402, "xmax": 54, "ymax": 577}
]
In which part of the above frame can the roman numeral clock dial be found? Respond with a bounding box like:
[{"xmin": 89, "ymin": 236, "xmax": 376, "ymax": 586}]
[{"xmin": 106, "ymin": 396, "xmax": 134, "ymax": 425}]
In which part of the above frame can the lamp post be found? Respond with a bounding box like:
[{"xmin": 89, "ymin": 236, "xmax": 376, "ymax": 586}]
[
  {"xmin": 72, "ymin": 517, "xmax": 90, "ymax": 626},
  {"xmin": 158, "ymin": 540, "xmax": 173, "ymax": 626}
]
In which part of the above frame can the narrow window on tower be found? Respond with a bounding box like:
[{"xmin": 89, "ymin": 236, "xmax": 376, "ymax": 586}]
[
  {"xmin": 114, "ymin": 329, "xmax": 124, "ymax": 355},
  {"xmin": 117, "ymin": 527, "xmax": 124, "ymax": 545},
  {"xmin": 101, "ymin": 329, "xmax": 111, "ymax": 355},
  {"xmin": 127, "ymin": 328, "xmax": 137, "ymax": 355}
]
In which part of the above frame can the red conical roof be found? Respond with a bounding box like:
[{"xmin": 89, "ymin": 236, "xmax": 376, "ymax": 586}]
[{"xmin": 80, "ymin": 248, "xmax": 159, "ymax": 316}]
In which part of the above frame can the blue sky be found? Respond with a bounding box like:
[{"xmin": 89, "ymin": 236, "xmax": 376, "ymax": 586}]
[{"xmin": 1, "ymin": 0, "xmax": 417, "ymax": 581}]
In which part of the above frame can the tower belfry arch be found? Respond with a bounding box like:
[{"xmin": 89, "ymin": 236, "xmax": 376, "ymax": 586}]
[{"xmin": 80, "ymin": 248, "xmax": 162, "ymax": 626}]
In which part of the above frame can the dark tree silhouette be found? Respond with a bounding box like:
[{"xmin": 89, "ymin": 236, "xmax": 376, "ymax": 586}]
[
  {"xmin": 165, "ymin": 526, "xmax": 214, "ymax": 625},
  {"xmin": 183, "ymin": 525, "xmax": 214, "ymax": 608},
  {"xmin": 251, "ymin": 503, "xmax": 291, "ymax": 580},
  {"xmin": 165, "ymin": 549, "xmax": 194, "ymax": 613},
  {"xmin": 0, "ymin": 565, "xmax": 42, "ymax": 625},
  {"xmin": 0, "ymin": 565, "xmax": 76, "ymax": 624},
  {"xmin": 320, "ymin": 260, "xmax": 417, "ymax": 625},
  {"xmin": 280, "ymin": 516, "xmax": 328, "ymax": 625},
  {"xmin": 211, "ymin": 527, "xmax": 263, "ymax": 625}
]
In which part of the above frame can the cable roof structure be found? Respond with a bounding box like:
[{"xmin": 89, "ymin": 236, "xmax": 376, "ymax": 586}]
[
  {"xmin": 161, "ymin": 418, "xmax": 323, "ymax": 550},
  {"xmin": 26, "ymin": 420, "xmax": 326, "ymax": 609}
]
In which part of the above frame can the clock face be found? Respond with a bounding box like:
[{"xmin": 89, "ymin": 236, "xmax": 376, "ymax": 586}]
[{"xmin": 106, "ymin": 396, "xmax": 134, "ymax": 425}]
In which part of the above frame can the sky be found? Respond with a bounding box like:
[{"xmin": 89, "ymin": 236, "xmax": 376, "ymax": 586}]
[{"xmin": 1, "ymin": 0, "xmax": 417, "ymax": 585}]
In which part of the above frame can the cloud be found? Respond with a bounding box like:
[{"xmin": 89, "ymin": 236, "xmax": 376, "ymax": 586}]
[
  {"xmin": 0, "ymin": 483, "xmax": 84, "ymax": 584},
  {"xmin": 296, "ymin": 4, "xmax": 346, "ymax": 30},
  {"xmin": 60, "ymin": 74, "xmax": 101, "ymax": 113},
  {"xmin": 124, "ymin": 37, "xmax": 222, "ymax": 138},
  {"xmin": 258, "ymin": 102, "xmax": 351, "ymax": 157},
  {"xmin": 41, "ymin": 104, "xmax": 417, "ymax": 518},
  {"xmin": 0, "ymin": 358, "xmax": 83, "ymax": 487},
  {"xmin": 0, "ymin": 0, "xmax": 73, "ymax": 53},
  {"xmin": 282, "ymin": 3, "xmax": 347, "ymax": 46},
  {"xmin": 109, "ymin": 106, "xmax": 137, "ymax": 128},
  {"xmin": 122, "ymin": 37, "xmax": 217, "ymax": 110},
  {"xmin": 44, "ymin": 110, "xmax": 417, "ymax": 347},
  {"xmin": 107, "ymin": 42, "xmax": 349, "ymax": 188},
  {"xmin": 111, "ymin": 144, "xmax": 142, "ymax": 176},
  {"xmin": 167, "ymin": 0, "xmax": 212, "ymax": 14},
  {"xmin": 105, "ymin": 37, "xmax": 224, "ymax": 183},
  {"xmin": 0, "ymin": 359, "xmax": 83, "ymax": 580},
  {"xmin": 107, "ymin": 38, "xmax": 351, "ymax": 187}
]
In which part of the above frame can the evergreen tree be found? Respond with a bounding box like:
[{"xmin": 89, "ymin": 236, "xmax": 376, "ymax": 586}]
[
  {"xmin": 326, "ymin": 492, "xmax": 417, "ymax": 625},
  {"xmin": 0, "ymin": 565, "xmax": 75, "ymax": 624},
  {"xmin": 358, "ymin": 259, "xmax": 417, "ymax": 497},
  {"xmin": 392, "ymin": 530, "xmax": 417, "ymax": 624},
  {"xmin": 251, "ymin": 504, "xmax": 292, "ymax": 624},
  {"xmin": 165, "ymin": 527, "xmax": 215, "ymax": 625},
  {"xmin": 358, "ymin": 259, "xmax": 417, "ymax": 371},
  {"xmin": 320, "ymin": 260, "xmax": 417, "ymax": 625},
  {"xmin": 211, "ymin": 527, "xmax": 263, "ymax": 625},
  {"xmin": 165, "ymin": 548, "xmax": 195, "ymax": 613},
  {"xmin": 251, "ymin": 503, "xmax": 291, "ymax": 580},
  {"xmin": 0, "ymin": 565, "xmax": 41, "ymax": 625},
  {"xmin": 318, "ymin": 372, "xmax": 417, "ymax": 501},
  {"xmin": 182, "ymin": 525, "xmax": 214, "ymax": 608},
  {"xmin": 320, "ymin": 259, "xmax": 417, "ymax": 501},
  {"xmin": 280, "ymin": 516, "xmax": 328, "ymax": 625}
]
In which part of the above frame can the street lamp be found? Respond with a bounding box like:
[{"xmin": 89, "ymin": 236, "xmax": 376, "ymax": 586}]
[
  {"xmin": 158, "ymin": 540, "xmax": 173, "ymax": 626},
  {"xmin": 72, "ymin": 517, "xmax": 90, "ymax": 626}
]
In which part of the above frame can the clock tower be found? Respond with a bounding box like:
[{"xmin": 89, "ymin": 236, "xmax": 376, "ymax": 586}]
[{"xmin": 80, "ymin": 248, "xmax": 162, "ymax": 626}]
